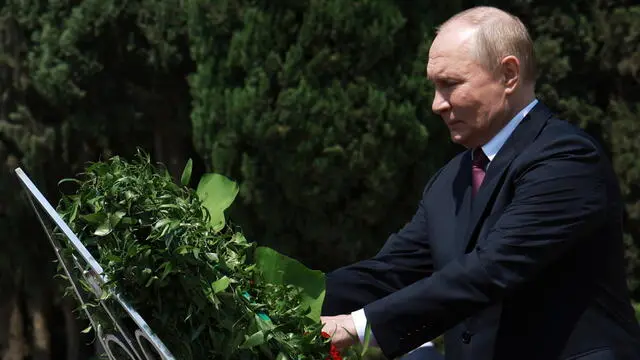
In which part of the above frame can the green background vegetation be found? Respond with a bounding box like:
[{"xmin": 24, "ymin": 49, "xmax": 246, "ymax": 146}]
[{"xmin": 0, "ymin": 0, "xmax": 638, "ymax": 359}]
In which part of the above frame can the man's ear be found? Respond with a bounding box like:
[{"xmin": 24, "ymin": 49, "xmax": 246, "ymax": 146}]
[{"xmin": 501, "ymin": 55, "xmax": 520, "ymax": 94}]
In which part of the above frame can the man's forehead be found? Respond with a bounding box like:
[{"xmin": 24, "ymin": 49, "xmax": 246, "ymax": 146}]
[
  {"xmin": 430, "ymin": 25, "xmax": 477, "ymax": 55},
  {"xmin": 426, "ymin": 63, "xmax": 463, "ymax": 80},
  {"xmin": 427, "ymin": 27, "xmax": 477, "ymax": 75},
  {"xmin": 426, "ymin": 51, "xmax": 473, "ymax": 79},
  {"xmin": 425, "ymin": 57, "xmax": 445, "ymax": 76}
]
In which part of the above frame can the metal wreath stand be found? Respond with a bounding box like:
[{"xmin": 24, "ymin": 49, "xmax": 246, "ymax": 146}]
[{"xmin": 14, "ymin": 167, "xmax": 176, "ymax": 360}]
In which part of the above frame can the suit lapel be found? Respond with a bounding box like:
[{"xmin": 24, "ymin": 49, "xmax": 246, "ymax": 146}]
[{"xmin": 461, "ymin": 102, "xmax": 553, "ymax": 253}]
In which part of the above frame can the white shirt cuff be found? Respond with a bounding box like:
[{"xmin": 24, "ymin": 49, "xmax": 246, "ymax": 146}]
[
  {"xmin": 351, "ymin": 308, "xmax": 435, "ymax": 352},
  {"xmin": 351, "ymin": 308, "xmax": 378, "ymax": 347}
]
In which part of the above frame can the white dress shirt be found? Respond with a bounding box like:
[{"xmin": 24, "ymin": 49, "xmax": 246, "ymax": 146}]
[{"xmin": 350, "ymin": 98, "xmax": 539, "ymax": 349}]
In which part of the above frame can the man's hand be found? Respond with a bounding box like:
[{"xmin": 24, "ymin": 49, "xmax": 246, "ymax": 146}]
[{"xmin": 320, "ymin": 314, "xmax": 359, "ymax": 350}]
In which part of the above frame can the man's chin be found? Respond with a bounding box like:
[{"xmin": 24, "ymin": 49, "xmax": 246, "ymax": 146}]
[{"xmin": 450, "ymin": 133, "xmax": 470, "ymax": 148}]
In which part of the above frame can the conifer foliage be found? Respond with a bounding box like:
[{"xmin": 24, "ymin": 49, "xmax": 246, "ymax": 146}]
[
  {"xmin": 187, "ymin": 0, "xmax": 452, "ymax": 270},
  {"xmin": 0, "ymin": 0, "xmax": 639, "ymax": 358}
]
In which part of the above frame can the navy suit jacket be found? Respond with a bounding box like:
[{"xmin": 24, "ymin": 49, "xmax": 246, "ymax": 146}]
[{"xmin": 321, "ymin": 103, "xmax": 640, "ymax": 360}]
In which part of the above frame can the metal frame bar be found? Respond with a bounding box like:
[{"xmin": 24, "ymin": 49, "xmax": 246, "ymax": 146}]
[{"xmin": 14, "ymin": 167, "xmax": 176, "ymax": 360}]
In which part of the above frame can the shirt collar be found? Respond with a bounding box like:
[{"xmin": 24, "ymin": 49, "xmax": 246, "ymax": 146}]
[{"xmin": 479, "ymin": 98, "xmax": 539, "ymax": 161}]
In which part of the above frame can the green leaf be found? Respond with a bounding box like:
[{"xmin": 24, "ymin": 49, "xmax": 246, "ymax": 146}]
[
  {"xmin": 80, "ymin": 212, "xmax": 106, "ymax": 224},
  {"xmin": 211, "ymin": 276, "xmax": 230, "ymax": 294},
  {"xmin": 255, "ymin": 313, "xmax": 275, "ymax": 331},
  {"xmin": 69, "ymin": 202, "xmax": 79, "ymax": 223},
  {"xmin": 93, "ymin": 211, "xmax": 125, "ymax": 236},
  {"xmin": 153, "ymin": 218, "xmax": 172, "ymax": 230},
  {"xmin": 361, "ymin": 322, "xmax": 372, "ymax": 357},
  {"xmin": 120, "ymin": 217, "xmax": 136, "ymax": 225},
  {"xmin": 253, "ymin": 246, "xmax": 326, "ymax": 321},
  {"xmin": 145, "ymin": 276, "xmax": 158, "ymax": 287},
  {"xmin": 94, "ymin": 220, "xmax": 112, "ymax": 236},
  {"xmin": 205, "ymin": 252, "xmax": 219, "ymax": 262},
  {"xmin": 109, "ymin": 211, "xmax": 125, "ymax": 227},
  {"xmin": 239, "ymin": 330, "xmax": 265, "ymax": 349},
  {"xmin": 176, "ymin": 245, "xmax": 191, "ymax": 255},
  {"xmin": 181, "ymin": 158, "xmax": 193, "ymax": 186},
  {"xmin": 159, "ymin": 262, "xmax": 173, "ymax": 281},
  {"xmin": 191, "ymin": 323, "xmax": 206, "ymax": 341},
  {"xmin": 58, "ymin": 178, "xmax": 82, "ymax": 186},
  {"xmin": 196, "ymin": 173, "xmax": 239, "ymax": 232}
]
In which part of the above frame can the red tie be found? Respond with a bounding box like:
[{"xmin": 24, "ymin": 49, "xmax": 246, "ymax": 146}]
[{"xmin": 472, "ymin": 148, "xmax": 489, "ymax": 196}]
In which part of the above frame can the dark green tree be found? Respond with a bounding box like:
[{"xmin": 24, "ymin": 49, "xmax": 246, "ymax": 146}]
[
  {"xmin": 0, "ymin": 1, "xmax": 196, "ymax": 357},
  {"xmin": 1, "ymin": 0, "xmax": 639, "ymax": 358},
  {"xmin": 187, "ymin": 0, "xmax": 457, "ymax": 270}
]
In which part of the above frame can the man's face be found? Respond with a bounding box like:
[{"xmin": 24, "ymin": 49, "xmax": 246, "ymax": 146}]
[{"xmin": 427, "ymin": 26, "xmax": 508, "ymax": 149}]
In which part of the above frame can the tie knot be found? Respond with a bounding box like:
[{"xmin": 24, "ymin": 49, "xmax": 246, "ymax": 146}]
[{"xmin": 472, "ymin": 148, "xmax": 489, "ymax": 168}]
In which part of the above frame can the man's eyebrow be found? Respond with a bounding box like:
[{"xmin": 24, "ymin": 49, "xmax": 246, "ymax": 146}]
[
  {"xmin": 427, "ymin": 73, "xmax": 451, "ymax": 81},
  {"xmin": 425, "ymin": 69, "xmax": 440, "ymax": 81}
]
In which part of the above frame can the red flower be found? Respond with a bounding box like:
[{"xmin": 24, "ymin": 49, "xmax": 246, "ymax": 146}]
[
  {"xmin": 320, "ymin": 332, "xmax": 342, "ymax": 360},
  {"xmin": 327, "ymin": 344, "xmax": 342, "ymax": 360}
]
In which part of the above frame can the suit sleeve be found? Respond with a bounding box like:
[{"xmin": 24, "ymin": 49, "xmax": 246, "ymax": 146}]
[
  {"xmin": 321, "ymin": 169, "xmax": 443, "ymax": 316},
  {"xmin": 363, "ymin": 136, "xmax": 610, "ymax": 358}
]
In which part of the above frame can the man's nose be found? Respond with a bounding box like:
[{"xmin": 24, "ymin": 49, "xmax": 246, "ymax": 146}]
[{"xmin": 432, "ymin": 91, "xmax": 450, "ymax": 115}]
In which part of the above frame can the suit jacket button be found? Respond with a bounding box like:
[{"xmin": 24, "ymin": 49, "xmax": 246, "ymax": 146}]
[{"xmin": 461, "ymin": 331, "xmax": 471, "ymax": 344}]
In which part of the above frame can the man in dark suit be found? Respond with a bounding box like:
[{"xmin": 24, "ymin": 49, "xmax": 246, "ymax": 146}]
[{"xmin": 320, "ymin": 6, "xmax": 640, "ymax": 360}]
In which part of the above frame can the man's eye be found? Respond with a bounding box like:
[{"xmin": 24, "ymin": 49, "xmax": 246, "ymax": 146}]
[{"xmin": 436, "ymin": 79, "xmax": 458, "ymax": 88}]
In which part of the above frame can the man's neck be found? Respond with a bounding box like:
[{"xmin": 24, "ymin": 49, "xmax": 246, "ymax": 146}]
[
  {"xmin": 480, "ymin": 96, "xmax": 538, "ymax": 161},
  {"xmin": 484, "ymin": 91, "xmax": 536, "ymax": 143},
  {"xmin": 505, "ymin": 92, "xmax": 536, "ymax": 124}
]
